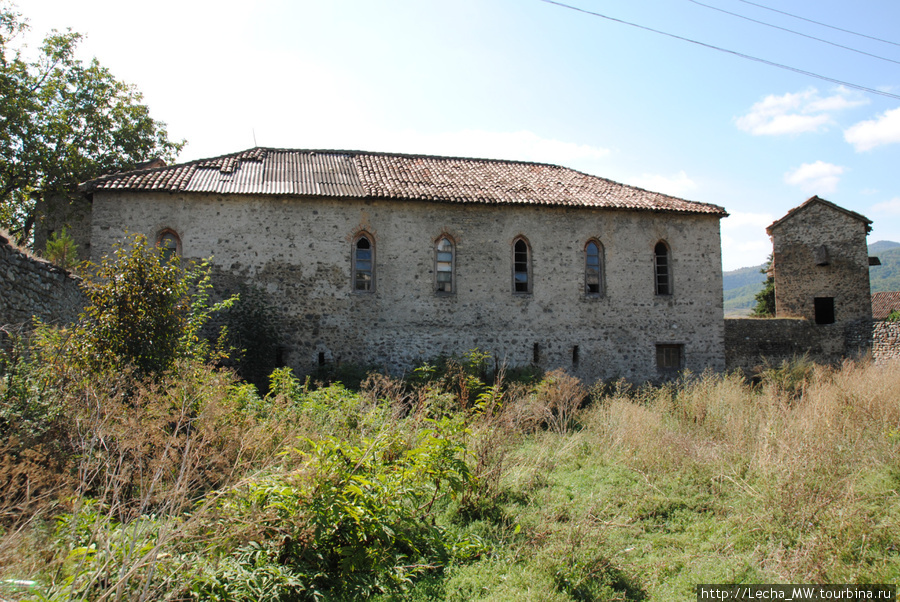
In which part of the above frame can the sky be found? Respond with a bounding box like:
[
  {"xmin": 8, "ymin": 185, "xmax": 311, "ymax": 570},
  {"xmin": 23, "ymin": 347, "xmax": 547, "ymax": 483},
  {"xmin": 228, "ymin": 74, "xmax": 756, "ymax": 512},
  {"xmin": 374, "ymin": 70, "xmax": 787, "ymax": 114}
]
[{"xmin": 19, "ymin": 0, "xmax": 900, "ymax": 270}]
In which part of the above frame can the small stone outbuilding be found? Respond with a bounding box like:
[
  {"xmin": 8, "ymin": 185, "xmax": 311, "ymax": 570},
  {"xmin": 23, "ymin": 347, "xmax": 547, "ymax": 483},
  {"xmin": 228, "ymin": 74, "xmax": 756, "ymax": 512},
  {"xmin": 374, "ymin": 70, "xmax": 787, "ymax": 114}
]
[{"xmin": 725, "ymin": 196, "xmax": 875, "ymax": 372}]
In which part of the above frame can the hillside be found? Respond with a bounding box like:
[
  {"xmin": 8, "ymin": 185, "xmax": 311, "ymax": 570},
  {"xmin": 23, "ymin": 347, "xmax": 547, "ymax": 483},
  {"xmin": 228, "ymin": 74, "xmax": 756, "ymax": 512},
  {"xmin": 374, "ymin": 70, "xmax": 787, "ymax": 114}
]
[
  {"xmin": 868, "ymin": 241, "xmax": 900, "ymax": 292},
  {"xmin": 723, "ymin": 241, "xmax": 900, "ymax": 313},
  {"xmin": 723, "ymin": 263, "xmax": 766, "ymax": 314}
]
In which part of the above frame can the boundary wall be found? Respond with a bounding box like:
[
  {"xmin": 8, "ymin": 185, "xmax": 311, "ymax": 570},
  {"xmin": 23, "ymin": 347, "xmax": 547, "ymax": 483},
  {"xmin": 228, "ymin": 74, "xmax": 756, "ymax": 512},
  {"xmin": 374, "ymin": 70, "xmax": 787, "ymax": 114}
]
[{"xmin": 0, "ymin": 232, "xmax": 85, "ymax": 330}]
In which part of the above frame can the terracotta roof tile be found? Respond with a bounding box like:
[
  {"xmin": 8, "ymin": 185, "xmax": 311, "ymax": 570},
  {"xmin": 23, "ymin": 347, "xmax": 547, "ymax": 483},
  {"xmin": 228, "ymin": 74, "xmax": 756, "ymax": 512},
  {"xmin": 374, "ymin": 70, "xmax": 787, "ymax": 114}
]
[
  {"xmin": 872, "ymin": 291, "xmax": 900, "ymax": 320},
  {"xmin": 80, "ymin": 147, "xmax": 727, "ymax": 216}
]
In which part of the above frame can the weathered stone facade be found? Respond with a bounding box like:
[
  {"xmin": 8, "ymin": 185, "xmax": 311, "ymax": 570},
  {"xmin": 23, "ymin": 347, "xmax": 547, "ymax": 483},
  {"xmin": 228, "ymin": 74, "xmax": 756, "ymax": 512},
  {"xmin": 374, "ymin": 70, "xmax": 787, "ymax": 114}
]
[
  {"xmin": 0, "ymin": 231, "xmax": 85, "ymax": 328},
  {"xmin": 89, "ymin": 188, "xmax": 726, "ymax": 383},
  {"xmin": 768, "ymin": 196, "xmax": 872, "ymax": 324}
]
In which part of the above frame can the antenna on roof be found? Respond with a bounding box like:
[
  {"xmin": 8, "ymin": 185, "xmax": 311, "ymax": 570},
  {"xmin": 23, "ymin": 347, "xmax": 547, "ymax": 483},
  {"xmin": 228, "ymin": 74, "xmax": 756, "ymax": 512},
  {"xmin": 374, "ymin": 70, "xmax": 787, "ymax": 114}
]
[{"xmin": 252, "ymin": 128, "xmax": 258, "ymax": 148}]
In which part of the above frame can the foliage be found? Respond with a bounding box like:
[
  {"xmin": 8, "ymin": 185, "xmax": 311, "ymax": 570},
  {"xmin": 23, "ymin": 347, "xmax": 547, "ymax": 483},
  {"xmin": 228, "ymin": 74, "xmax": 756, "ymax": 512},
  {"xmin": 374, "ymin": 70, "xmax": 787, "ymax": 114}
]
[
  {"xmin": 751, "ymin": 256, "xmax": 776, "ymax": 317},
  {"xmin": 887, "ymin": 309, "xmax": 900, "ymax": 322},
  {"xmin": 0, "ymin": 3, "xmax": 183, "ymax": 244},
  {"xmin": 74, "ymin": 233, "xmax": 235, "ymax": 378},
  {"xmin": 5, "ymin": 348, "xmax": 900, "ymax": 600},
  {"xmin": 194, "ymin": 423, "xmax": 487, "ymax": 600},
  {"xmin": 43, "ymin": 227, "xmax": 79, "ymax": 271}
]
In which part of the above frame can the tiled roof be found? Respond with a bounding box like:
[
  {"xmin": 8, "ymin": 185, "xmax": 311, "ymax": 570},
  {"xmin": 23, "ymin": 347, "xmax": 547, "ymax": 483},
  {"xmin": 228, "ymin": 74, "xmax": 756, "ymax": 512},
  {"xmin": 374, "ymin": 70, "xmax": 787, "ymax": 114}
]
[
  {"xmin": 80, "ymin": 148, "xmax": 727, "ymax": 216},
  {"xmin": 767, "ymin": 195, "xmax": 872, "ymax": 234},
  {"xmin": 872, "ymin": 291, "xmax": 900, "ymax": 320}
]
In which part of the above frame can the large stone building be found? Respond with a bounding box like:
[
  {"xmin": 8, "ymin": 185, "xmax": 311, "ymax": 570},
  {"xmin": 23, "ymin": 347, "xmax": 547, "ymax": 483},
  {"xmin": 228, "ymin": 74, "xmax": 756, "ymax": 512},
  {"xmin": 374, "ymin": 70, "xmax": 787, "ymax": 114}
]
[{"xmin": 73, "ymin": 147, "xmax": 728, "ymax": 382}]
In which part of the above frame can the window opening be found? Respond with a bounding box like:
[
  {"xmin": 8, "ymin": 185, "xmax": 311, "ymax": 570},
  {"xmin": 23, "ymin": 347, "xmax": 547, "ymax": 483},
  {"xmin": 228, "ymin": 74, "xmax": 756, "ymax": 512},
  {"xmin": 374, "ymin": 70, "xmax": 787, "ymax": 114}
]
[
  {"xmin": 435, "ymin": 236, "xmax": 454, "ymax": 293},
  {"xmin": 656, "ymin": 344, "xmax": 683, "ymax": 373},
  {"xmin": 158, "ymin": 230, "xmax": 180, "ymax": 262},
  {"xmin": 533, "ymin": 342, "xmax": 540, "ymax": 364},
  {"xmin": 654, "ymin": 242, "xmax": 672, "ymax": 295},
  {"xmin": 514, "ymin": 238, "xmax": 531, "ymax": 293},
  {"xmin": 585, "ymin": 240, "xmax": 602, "ymax": 295},
  {"xmin": 814, "ymin": 297, "xmax": 835, "ymax": 324},
  {"xmin": 572, "ymin": 345, "xmax": 580, "ymax": 368},
  {"xmin": 353, "ymin": 234, "xmax": 374, "ymax": 292}
]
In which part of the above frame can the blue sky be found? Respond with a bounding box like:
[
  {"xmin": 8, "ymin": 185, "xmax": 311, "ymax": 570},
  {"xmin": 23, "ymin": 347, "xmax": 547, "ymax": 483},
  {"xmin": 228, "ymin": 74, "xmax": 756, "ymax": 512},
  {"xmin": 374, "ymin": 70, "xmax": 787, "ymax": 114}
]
[{"xmin": 24, "ymin": 0, "xmax": 900, "ymax": 270}]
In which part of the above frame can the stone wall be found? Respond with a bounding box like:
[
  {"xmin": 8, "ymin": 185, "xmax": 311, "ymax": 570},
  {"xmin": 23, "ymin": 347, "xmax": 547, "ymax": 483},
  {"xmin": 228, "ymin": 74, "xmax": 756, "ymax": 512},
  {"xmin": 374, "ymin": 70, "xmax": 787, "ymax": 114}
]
[
  {"xmin": 872, "ymin": 321, "xmax": 900, "ymax": 363},
  {"xmin": 0, "ymin": 231, "xmax": 85, "ymax": 328},
  {"xmin": 724, "ymin": 317, "xmax": 872, "ymax": 373},
  {"xmin": 91, "ymin": 190, "xmax": 726, "ymax": 383}
]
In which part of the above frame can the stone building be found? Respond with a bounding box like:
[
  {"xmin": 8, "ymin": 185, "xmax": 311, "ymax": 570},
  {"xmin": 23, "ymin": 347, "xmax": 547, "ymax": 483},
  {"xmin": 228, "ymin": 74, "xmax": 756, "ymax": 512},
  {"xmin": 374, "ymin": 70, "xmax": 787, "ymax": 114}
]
[
  {"xmin": 767, "ymin": 195, "xmax": 873, "ymax": 325},
  {"xmin": 76, "ymin": 147, "xmax": 728, "ymax": 383},
  {"xmin": 724, "ymin": 196, "xmax": 876, "ymax": 372}
]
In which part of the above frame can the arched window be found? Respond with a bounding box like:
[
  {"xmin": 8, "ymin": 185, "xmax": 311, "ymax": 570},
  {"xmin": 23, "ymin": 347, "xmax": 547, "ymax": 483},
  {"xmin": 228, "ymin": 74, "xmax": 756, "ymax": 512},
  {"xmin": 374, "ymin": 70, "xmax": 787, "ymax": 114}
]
[
  {"xmin": 157, "ymin": 229, "xmax": 181, "ymax": 262},
  {"xmin": 435, "ymin": 236, "xmax": 454, "ymax": 294},
  {"xmin": 513, "ymin": 237, "xmax": 531, "ymax": 294},
  {"xmin": 654, "ymin": 241, "xmax": 672, "ymax": 295},
  {"xmin": 585, "ymin": 239, "xmax": 604, "ymax": 295},
  {"xmin": 353, "ymin": 233, "xmax": 375, "ymax": 292}
]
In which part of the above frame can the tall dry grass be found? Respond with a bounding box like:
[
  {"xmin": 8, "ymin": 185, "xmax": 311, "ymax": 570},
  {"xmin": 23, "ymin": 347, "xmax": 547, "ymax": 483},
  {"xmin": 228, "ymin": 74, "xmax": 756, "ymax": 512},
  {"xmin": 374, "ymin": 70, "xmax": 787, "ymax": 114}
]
[{"xmin": 578, "ymin": 359, "xmax": 900, "ymax": 582}]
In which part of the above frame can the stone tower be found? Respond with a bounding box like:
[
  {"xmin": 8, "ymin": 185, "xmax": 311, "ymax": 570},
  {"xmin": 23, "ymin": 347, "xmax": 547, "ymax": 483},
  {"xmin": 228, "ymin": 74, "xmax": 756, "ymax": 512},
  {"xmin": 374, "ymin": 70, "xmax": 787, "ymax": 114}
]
[{"xmin": 766, "ymin": 196, "xmax": 872, "ymax": 325}]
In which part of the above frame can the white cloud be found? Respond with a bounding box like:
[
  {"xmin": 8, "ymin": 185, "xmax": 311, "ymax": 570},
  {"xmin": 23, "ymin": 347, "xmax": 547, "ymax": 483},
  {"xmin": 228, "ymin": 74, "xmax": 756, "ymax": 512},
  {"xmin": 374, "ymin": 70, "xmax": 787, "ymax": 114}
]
[
  {"xmin": 844, "ymin": 107, "xmax": 900, "ymax": 151},
  {"xmin": 736, "ymin": 88, "xmax": 868, "ymax": 136},
  {"xmin": 871, "ymin": 198, "xmax": 900, "ymax": 215},
  {"xmin": 784, "ymin": 161, "xmax": 845, "ymax": 194},
  {"xmin": 630, "ymin": 171, "xmax": 697, "ymax": 198}
]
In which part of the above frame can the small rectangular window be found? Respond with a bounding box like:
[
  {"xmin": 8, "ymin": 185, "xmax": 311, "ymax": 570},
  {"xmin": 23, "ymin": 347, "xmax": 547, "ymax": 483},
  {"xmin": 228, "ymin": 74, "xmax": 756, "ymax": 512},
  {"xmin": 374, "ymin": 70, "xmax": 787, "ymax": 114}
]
[
  {"xmin": 656, "ymin": 344, "xmax": 683, "ymax": 374},
  {"xmin": 814, "ymin": 297, "xmax": 835, "ymax": 324}
]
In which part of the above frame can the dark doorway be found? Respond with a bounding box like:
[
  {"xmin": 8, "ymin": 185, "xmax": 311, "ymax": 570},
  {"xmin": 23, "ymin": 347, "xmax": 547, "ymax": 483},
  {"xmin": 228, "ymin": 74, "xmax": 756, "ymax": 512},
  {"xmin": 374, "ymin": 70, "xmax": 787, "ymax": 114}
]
[{"xmin": 814, "ymin": 297, "xmax": 835, "ymax": 324}]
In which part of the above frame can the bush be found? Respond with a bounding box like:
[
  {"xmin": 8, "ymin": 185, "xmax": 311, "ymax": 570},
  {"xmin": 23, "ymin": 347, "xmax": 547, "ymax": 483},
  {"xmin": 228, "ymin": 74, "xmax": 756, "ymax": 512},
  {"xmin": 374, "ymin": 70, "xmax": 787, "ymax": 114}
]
[
  {"xmin": 74, "ymin": 233, "xmax": 234, "ymax": 379},
  {"xmin": 194, "ymin": 421, "xmax": 488, "ymax": 599}
]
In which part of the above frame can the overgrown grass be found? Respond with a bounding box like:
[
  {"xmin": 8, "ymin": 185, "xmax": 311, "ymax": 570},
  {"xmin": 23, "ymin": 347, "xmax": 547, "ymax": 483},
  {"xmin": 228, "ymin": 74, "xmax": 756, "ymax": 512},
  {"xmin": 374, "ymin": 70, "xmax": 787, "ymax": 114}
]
[{"xmin": 1, "ymin": 343, "xmax": 899, "ymax": 600}]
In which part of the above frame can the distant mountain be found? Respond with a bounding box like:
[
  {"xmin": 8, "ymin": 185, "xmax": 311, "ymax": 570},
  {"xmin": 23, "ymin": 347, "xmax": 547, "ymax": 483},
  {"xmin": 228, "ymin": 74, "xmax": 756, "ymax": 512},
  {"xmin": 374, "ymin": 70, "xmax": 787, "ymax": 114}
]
[
  {"xmin": 869, "ymin": 241, "xmax": 900, "ymax": 293},
  {"xmin": 868, "ymin": 240, "xmax": 900, "ymax": 255},
  {"xmin": 723, "ymin": 263, "xmax": 767, "ymax": 314},
  {"xmin": 721, "ymin": 240, "xmax": 900, "ymax": 314}
]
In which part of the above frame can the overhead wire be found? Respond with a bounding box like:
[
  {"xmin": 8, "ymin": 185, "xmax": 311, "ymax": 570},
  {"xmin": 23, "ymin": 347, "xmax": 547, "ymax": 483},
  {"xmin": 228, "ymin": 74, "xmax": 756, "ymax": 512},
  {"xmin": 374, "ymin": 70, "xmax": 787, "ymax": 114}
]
[
  {"xmin": 734, "ymin": 0, "xmax": 900, "ymax": 49},
  {"xmin": 538, "ymin": 0, "xmax": 900, "ymax": 101},
  {"xmin": 687, "ymin": 0, "xmax": 900, "ymax": 66}
]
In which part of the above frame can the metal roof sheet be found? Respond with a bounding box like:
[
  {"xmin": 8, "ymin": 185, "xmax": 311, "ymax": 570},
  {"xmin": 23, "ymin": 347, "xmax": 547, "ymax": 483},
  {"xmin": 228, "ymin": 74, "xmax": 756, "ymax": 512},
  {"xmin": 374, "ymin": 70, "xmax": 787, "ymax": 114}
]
[{"xmin": 80, "ymin": 147, "xmax": 727, "ymax": 216}]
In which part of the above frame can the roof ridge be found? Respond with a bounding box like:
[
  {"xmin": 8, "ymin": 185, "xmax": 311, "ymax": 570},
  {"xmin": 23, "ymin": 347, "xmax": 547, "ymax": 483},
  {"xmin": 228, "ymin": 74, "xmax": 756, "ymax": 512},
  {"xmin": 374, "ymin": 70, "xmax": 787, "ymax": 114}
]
[{"xmin": 77, "ymin": 147, "xmax": 728, "ymax": 216}]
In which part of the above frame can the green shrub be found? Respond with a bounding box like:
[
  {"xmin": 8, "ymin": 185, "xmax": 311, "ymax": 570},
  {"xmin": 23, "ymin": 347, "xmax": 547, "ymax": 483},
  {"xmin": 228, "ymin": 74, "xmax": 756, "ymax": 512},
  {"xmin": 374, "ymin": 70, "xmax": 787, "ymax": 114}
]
[
  {"xmin": 74, "ymin": 233, "xmax": 234, "ymax": 379},
  {"xmin": 196, "ymin": 421, "xmax": 488, "ymax": 599}
]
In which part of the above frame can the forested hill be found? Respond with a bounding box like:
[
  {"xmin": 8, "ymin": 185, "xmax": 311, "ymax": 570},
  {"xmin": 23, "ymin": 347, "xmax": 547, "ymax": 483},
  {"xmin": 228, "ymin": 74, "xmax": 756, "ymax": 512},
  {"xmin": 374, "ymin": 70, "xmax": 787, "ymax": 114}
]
[
  {"xmin": 723, "ymin": 240, "xmax": 900, "ymax": 315},
  {"xmin": 869, "ymin": 241, "xmax": 900, "ymax": 292}
]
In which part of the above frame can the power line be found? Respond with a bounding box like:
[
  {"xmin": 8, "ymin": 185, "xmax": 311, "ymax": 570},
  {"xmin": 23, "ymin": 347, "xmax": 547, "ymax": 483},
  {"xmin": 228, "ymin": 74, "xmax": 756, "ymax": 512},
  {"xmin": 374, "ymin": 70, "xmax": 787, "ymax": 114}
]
[
  {"xmin": 735, "ymin": 0, "xmax": 900, "ymax": 49},
  {"xmin": 687, "ymin": 0, "xmax": 900, "ymax": 66},
  {"xmin": 539, "ymin": 0, "xmax": 900, "ymax": 101}
]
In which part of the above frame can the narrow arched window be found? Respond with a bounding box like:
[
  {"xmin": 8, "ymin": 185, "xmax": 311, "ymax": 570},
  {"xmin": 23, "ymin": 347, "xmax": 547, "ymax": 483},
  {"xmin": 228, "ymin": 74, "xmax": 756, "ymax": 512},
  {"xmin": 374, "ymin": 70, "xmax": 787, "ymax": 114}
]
[
  {"xmin": 353, "ymin": 234, "xmax": 374, "ymax": 292},
  {"xmin": 157, "ymin": 229, "xmax": 181, "ymax": 262},
  {"xmin": 435, "ymin": 236, "xmax": 454, "ymax": 294},
  {"xmin": 585, "ymin": 240, "xmax": 604, "ymax": 295},
  {"xmin": 654, "ymin": 241, "xmax": 672, "ymax": 295},
  {"xmin": 513, "ymin": 237, "xmax": 531, "ymax": 294}
]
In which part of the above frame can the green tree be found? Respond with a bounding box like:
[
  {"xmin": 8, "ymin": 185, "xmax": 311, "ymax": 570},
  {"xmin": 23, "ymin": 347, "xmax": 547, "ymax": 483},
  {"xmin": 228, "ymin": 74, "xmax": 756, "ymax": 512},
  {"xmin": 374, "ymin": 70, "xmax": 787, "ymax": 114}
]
[
  {"xmin": 0, "ymin": 3, "xmax": 183, "ymax": 244},
  {"xmin": 751, "ymin": 256, "xmax": 776, "ymax": 317},
  {"xmin": 44, "ymin": 227, "xmax": 79, "ymax": 270}
]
